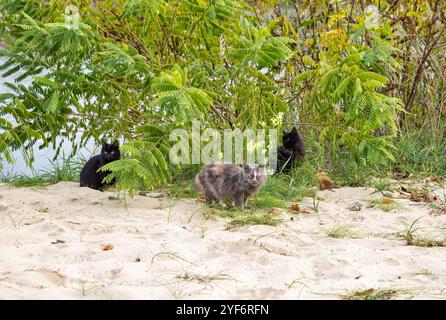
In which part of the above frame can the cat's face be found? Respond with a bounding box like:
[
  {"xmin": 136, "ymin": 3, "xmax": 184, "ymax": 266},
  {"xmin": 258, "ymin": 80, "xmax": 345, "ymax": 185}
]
[
  {"xmin": 243, "ymin": 164, "xmax": 266, "ymax": 187},
  {"xmin": 101, "ymin": 140, "xmax": 120, "ymax": 162},
  {"xmin": 282, "ymin": 127, "xmax": 299, "ymax": 148}
]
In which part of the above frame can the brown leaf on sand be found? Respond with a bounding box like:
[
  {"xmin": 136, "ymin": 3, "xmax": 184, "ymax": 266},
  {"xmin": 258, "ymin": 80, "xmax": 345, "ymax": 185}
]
[
  {"xmin": 290, "ymin": 204, "xmax": 313, "ymax": 214},
  {"xmin": 300, "ymin": 207, "xmax": 314, "ymax": 214},
  {"xmin": 101, "ymin": 245, "xmax": 114, "ymax": 251},
  {"xmin": 381, "ymin": 198, "xmax": 396, "ymax": 205},
  {"xmin": 316, "ymin": 171, "xmax": 333, "ymax": 190},
  {"xmin": 402, "ymin": 187, "xmax": 437, "ymax": 203}
]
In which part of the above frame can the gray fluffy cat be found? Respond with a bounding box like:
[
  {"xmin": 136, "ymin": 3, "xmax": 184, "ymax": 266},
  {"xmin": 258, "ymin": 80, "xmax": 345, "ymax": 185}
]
[{"xmin": 194, "ymin": 163, "xmax": 267, "ymax": 209}]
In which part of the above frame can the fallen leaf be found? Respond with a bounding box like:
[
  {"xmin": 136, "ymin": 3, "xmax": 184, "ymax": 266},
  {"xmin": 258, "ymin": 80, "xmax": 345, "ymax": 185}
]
[
  {"xmin": 382, "ymin": 198, "xmax": 396, "ymax": 205},
  {"xmin": 101, "ymin": 245, "xmax": 114, "ymax": 251},
  {"xmin": 316, "ymin": 171, "xmax": 333, "ymax": 190},
  {"xmin": 290, "ymin": 204, "xmax": 313, "ymax": 214},
  {"xmin": 300, "ymin": 207, "xmax": 313, "ymax": 214}
]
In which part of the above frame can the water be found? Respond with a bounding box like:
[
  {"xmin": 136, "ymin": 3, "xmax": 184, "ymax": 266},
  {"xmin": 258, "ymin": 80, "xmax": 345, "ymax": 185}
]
[{"xmin": 0, "ymin": 57, "xmax": 96, "ymax": 177}]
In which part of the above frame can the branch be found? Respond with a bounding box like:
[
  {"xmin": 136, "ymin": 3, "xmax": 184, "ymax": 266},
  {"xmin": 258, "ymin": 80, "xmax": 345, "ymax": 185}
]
[{"xmin": 405, "ymin": 23, "xmax": 446, "ymax": 112}]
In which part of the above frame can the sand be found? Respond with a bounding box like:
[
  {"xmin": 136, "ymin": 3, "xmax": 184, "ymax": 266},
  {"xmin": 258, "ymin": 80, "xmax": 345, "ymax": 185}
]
[{"xmin": 1, "ymin": 181, "xmax": 446, "ymax": 299}]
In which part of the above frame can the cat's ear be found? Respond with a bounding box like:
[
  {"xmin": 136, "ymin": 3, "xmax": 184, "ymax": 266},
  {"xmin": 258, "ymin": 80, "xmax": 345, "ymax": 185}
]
[
  {"xmin": 101, "ymin": 140, "xmax": 107, "ymax": 148},
  {"xmin": 258, "ymin": 163, "xmax": 265, "ymax": 168},
  {"xmin": 243, "ymin": 164, "xmax": 251, "ymax": 172},
  {"xmin": 291, "ymin": 127, "xmax": 297, "ymax": 134},
  {"xmin": 112, "ymin": 140, "xmax": 120, "ymax": 148}
]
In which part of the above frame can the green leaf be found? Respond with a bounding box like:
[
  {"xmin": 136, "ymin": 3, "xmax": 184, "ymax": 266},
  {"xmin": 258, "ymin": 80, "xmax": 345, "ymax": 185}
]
[{"xmin": 43, "ymin": 91, "xmax": 60, "ymax": 114}]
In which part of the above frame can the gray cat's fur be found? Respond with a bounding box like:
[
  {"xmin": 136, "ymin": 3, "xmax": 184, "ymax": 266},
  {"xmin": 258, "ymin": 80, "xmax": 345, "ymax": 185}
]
[{"xmin": 194, "ymin": 163, "xmax": 267, "ymax": 209}]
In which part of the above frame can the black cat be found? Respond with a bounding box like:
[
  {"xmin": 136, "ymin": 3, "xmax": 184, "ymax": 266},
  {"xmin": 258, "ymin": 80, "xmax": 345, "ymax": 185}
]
[
  {"xmin": 276, "ymin": 127, "xmax": 305, "ymax": 172},
  {"xmin": 79, "ymin": 140, "xmax": 120, "ymax": 191}
]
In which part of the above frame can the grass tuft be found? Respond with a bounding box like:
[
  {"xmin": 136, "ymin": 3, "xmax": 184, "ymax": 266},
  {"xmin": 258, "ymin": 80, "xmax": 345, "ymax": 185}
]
[
  {"xmin": 203, "ymin": 206, "xmax": 281, "ymax": 228},
  {"xmin": 390, "ymin": 218, "xmax": 446, "ymax": 247},
  {"xmin": 250, "ymin": 194, "xmax": 287, "ymax": 209},
  {"xmin": 1, "ymin": 157, "xmax": 84, "ymax": 187},
  {"xmin": 177, "ymin": 271, "xmax": 235, "ymax": 284},
  {"xmin": 326, "ymin": 226, "xmax": 362, "ymax": 239},
  {"xmin": 342, "ymin": 288, "xmax": 402, "ymax": 300}
]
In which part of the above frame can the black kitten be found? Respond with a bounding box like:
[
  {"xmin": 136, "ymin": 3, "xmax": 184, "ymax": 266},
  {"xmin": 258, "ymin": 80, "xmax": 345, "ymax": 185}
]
[
  {"xmin": 277, "ymin": 127, "xmax": 305, "ymax": 172},
  {"xmin": 80, "ymin": 140, "xmax": 120, "ymax": 191}
]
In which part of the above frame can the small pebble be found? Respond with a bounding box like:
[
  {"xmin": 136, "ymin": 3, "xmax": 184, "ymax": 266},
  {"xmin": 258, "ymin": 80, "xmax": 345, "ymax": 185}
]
[{"xmin": 348, "ymin": 202, "xmax": 363, "ymax": 211}]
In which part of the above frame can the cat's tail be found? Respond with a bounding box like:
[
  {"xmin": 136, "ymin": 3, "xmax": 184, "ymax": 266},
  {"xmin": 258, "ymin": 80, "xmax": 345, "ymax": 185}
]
[{"xmin": 194, "ymin": 173, "xmax": 203, "ymax": 192}]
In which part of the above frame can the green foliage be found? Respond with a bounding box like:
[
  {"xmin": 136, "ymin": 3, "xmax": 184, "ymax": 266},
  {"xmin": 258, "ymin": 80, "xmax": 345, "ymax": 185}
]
[
  {"xmin": 391, "ymin": 130, "xmax": 446, "ymax": 178},
  {"xmin": 300, "ymin": 40, "xmax": 403, "ymax": 165},
  {"xmin": 100, "ymin": 137, "xmax": 171, "ymax": 197},
  {"xmin": 1, "ymin": 0, "xmax": 445, "ymax": 195},
  {"xmin": 0, "ymin": 0, "xmax": 294, "ymax": 191},
  {"xmin": 151, "ymin": 65, "xmax": 213, "ymax": 122},
  {"xmin": 229, "ymin": 24, "xmax": 293, "ymax": 69}
]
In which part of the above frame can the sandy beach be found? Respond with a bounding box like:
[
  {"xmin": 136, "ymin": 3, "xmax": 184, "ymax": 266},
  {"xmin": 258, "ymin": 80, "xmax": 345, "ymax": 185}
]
[{"xmin": 1, "ymin": 181, "xmax": 446, "ymax": 299}]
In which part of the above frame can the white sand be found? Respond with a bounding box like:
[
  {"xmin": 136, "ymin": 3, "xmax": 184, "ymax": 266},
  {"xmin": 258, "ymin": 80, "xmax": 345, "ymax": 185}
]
[{"xmin": 1, "ymin": 181, "xmax": 446, "ymax": 299}]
